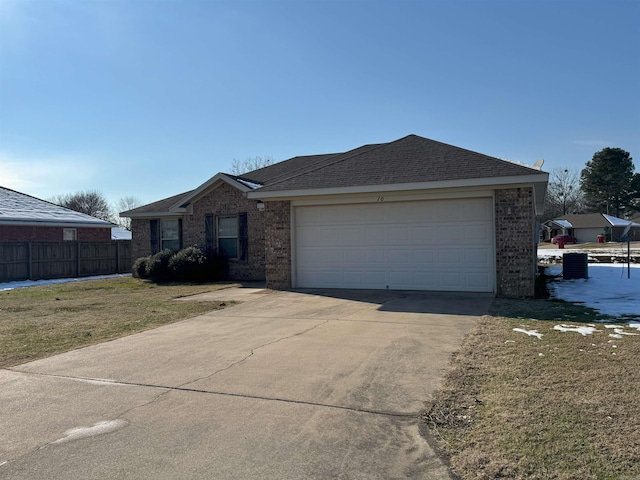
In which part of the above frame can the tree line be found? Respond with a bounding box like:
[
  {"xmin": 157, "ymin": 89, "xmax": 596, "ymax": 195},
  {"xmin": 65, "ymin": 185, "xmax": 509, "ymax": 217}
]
[
  {"xmin": 48, "ymin": 191, "xmax": 141, "ymax": 230},
  {"xmin": 47, "ymin": 156, "xmax": 276, "ymax": 230},
  {"xmin": 544, "ymin": 147, "xmax": 639, "ymax": 221}
]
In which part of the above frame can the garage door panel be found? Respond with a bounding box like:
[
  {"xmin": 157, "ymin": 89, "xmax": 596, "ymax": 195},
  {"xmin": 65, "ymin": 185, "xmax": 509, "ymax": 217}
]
[
  {"xmin": 365, "ymin": 271, "xmax": 386, "ymax": 287},
  {"xmin": 294, "ymin": 198, "xmax": 495, "ymax": 292},
  {"xmin": 464, "ymin": 248, "xmax": 492, "ymax": 265},
  {"xmin": 413, "ymin": 249, "xmax": 438, "ymax": 266},
  {"xmin": 342, "ymin": 250, "xmax": 367, "ymax": 267},
  {"xmin": 343, "ymin": 228, "xmax": 366, "ymax": 245},
  {"xmin": 439, "ymin": 249, "xmax": 463, "ymax": 265},
  {"xmin": 467, "ymin": 272, "xmax": 491, "ymax": 288},
  {"xmin": 388, "ymin": 249, "xmax": 411, "ymax": 264},
  {"xmin": 437, "ymin": 224, "xmax": 465, "ymax": 243},
  {"xmin": 365, "ymin": 249, "xmax": 388, "ymax": 265},
  {"xmin": 412, "ymin": 226, "xmax": 436, "ymax": 244},
  {"xmin": 364, "ymin": 227, "xmax": 387, "ymax": 244}
]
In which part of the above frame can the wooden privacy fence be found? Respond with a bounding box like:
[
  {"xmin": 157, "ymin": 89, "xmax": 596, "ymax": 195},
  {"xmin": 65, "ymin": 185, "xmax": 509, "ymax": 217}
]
[{"xmin": 0, "ymin": 241, "xmax": 132, "ymax": 283}]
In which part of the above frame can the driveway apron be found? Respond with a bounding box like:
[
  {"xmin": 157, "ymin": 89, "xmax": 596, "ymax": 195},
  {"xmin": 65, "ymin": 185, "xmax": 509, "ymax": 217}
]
[{"xmin": 1, "ymin": 288, "xmax": 491, "ymax": 479}]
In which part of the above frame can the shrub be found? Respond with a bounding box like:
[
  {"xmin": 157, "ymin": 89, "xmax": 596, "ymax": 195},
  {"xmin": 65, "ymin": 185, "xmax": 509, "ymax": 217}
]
[
  {"xmin": 145, "ymin": 249, "xmax": 175, "ymax": 282},
  {"xmin": 168, "ymin": 246, "xmax": 229, "ymax": 283},
  {"xmin": 202, "ymin": 252, "xmax": 228, "ymax": 282},
  {"xmin": 132, "ymin": 256, "xmax": 150, "ymax": 279},
  {"xmin": 168, "ymin": 246, "xmax": 207, "ymax": 282}
]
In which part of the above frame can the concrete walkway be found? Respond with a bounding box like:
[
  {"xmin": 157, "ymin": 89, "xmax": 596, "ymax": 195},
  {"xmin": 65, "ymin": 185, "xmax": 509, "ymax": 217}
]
[{"xmin": 1, "ymin": 288, "xmax": 492, "ymax": 479}]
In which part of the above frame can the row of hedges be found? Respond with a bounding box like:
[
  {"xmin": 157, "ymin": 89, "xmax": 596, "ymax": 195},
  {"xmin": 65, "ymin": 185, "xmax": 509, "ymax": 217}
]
[{"xmin": 132, "ymin": 247, "xmax": 228, "ymax": 283}]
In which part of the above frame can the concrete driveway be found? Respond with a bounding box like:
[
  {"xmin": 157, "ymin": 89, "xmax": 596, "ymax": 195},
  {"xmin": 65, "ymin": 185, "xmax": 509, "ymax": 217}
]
[{"xmin": 0, "ymin": 287, "xmax": 492, "ymax": 479}]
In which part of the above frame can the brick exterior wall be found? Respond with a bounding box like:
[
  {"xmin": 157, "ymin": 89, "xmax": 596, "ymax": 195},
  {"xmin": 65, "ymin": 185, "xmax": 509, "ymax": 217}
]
[
  {"xmin": 184, "ymin": 182, "xmax": 265, "ymax": 281},
  {"xmin": 130, "ymin": 182, "xmax": 266, "ymax": 281},
  {"xmin": 0, "ymin": 225, "xmax": 111, "ymax": 242},
  {"xmin": 264, "ymin": 201, "xmax": 291, "ymax": 289},
  {"xmin": 495, "ymin": 187, "xmax": 536, "ymax": 298},
  {"xmin": 131, "ymin": 218, "xmax": 151, "ymax": 262}
]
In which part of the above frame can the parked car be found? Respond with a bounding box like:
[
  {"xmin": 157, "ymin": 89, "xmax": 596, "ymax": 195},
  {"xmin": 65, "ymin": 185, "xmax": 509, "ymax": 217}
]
[{"xmin": 551, "ymin": 234, "xmax": 577, "ymax": 244}]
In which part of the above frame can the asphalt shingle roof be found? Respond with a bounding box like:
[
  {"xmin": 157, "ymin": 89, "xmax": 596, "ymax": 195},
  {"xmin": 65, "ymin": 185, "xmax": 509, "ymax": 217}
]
[
  {"xmin": 0, "ymin": 186, "xmax": 114, "ymax": 226},
  {"xmin": 122, "ymin": 190, "xmax": 194, "ymax": 216},
  {"xmin": 125, "ymin": 134, "xmax": 544, "ymax": 215},
  {"xmin": 256, "ymin": 135, "xmax": 540, "ymax": 192}
]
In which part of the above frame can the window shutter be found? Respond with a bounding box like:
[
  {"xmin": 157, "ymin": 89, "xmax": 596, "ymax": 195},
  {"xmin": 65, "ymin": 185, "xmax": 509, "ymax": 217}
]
[
  {"xmin": 205, "ymin": 214, "xmax": 215, "ymax": 254},
  {"xmin": 150, "ymin": 219, "xmax": 159, "ymax": 254},
  {"xmin": 178, "ymin": 219, "xmax": 183, "ymax": 250},
  {"xmin": 238, "ymin": 212, "xmax": 248, "ymax": 262}
]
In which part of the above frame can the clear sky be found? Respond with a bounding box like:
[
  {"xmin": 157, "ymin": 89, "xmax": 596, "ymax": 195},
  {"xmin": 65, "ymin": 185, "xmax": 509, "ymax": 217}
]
[{"xmin": 1, "ymin": 0, "xmax": 638, "ymax": 209}]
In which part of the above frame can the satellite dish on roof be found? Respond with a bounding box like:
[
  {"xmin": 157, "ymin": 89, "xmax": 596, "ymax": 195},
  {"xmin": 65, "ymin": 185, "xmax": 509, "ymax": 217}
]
[{"xmin": 532, "ymin": 159, "xmax": 544, "ymax": 170}]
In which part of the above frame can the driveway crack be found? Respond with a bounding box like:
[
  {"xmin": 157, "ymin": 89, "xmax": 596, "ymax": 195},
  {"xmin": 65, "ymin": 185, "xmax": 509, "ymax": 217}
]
[{"xmin": 177, "ymin": 318, "xmax": 331, "ymax": 388}]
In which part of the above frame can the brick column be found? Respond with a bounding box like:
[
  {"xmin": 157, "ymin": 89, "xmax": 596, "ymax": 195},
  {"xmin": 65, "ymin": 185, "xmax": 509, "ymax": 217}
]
[
  {"xmin": 495, "ymin": 187, "xmax": 536, "ymax": 298},
  {"xmin": 264, "ymin": 201, "xmax": 291, "ymax": 289}
]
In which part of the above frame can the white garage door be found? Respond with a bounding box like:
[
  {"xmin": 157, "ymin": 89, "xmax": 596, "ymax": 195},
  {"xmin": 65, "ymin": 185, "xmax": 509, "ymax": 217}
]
[{"xmin": 294, "ymin": 198, "xmax": 495, "ymax": 292}]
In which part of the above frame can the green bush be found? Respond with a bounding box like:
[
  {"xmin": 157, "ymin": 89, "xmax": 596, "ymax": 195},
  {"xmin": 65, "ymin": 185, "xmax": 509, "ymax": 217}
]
[
  {"xmin": 145, "ymin": 249, "xmax": 175, "ymax": 282},
  {"xmin": 168, "ymin": 246, "xmax": 228, "ymax": 282},
  {"xmin": 132, "ymin": 256, "xmax": 150, "ymax": 279},
  {"xmin": 168, "ymin": 246, "xmax": 206, "ymax": 282}
]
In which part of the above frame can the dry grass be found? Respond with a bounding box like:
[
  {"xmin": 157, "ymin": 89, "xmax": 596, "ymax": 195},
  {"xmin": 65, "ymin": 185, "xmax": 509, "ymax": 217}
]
[
  {"xmin": 0, "ymin": 277, "xmax": 238, "ymax": 368},
  {"xmin": 424, "ymin": 298, "xmax": 640, "ymax": 480}
]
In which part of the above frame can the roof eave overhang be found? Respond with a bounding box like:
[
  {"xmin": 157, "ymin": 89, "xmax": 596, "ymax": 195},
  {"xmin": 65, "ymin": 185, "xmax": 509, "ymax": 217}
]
[{"xmin": 248, "ymin": 173, "xmax": 549, "ymax": 215}]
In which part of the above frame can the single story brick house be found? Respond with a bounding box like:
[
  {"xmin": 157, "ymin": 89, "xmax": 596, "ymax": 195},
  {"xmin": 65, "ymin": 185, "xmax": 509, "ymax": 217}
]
[
  {"xmin": 543, "ymin": 213, "xmax": 640, "ymax": 242},
  {"xmin": 0, "ymin": 186, "xmax": 114, "ymax": 242},
  {"xmin": 122, "ymin": 134, "xmax": 549, "ymax": 297}
]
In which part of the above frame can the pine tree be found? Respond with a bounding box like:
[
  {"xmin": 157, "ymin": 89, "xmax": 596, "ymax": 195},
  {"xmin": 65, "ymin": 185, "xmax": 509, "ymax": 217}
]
[{"xmin": 580, "ymin": 148, "xmax": 636, "ymax": 217}]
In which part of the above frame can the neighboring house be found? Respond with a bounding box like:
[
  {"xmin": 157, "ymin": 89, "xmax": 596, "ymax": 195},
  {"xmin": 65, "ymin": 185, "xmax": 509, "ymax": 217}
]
[
  {"xmin": 543, "ymin": 213, "xmax": 640, "ymax": 242},
  {"xmin": 0, "ymin": 186, "xmax": 114, "ymax": 242},
  {"xmin": 122, "ymin": 134, "xmax": 549, "ymax": 298}
]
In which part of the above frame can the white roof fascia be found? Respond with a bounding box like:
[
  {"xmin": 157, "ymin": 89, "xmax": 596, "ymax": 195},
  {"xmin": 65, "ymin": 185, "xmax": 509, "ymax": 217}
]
[
  {"xmin": 168, "ymin": 173, "xmax": 253, "ymax": 211},
  {"xmin": 247, "ymin": 173, "xmax": 549, "ymax": 200}
]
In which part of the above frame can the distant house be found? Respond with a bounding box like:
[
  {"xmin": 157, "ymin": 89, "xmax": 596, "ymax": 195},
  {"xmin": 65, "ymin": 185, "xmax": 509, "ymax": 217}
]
[
  {"xmin": 0, "ymin": 186, "xmax": 114, "ymax": 242},
  {"xmin": 123, "ymin": 134, "xmax": 549, "ymax": 298},
  {"xmin": 543, "ymin": 213, "xmax": 640, "ymax": 242}
]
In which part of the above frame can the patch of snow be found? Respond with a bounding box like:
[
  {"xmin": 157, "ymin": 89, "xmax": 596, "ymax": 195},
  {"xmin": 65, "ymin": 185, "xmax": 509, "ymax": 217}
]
[
  {"xmin": 51, "ymin": 419, "xmax": 128, "ymax": 445},
  {"xmin": 0, "ymin": 274, "xmax": 131, "ymax": 291},
  {"xmin": 513, "ymin": 328, "xmax": 543, "ymax": 339},
  {"xmin": 553, "ymin": 324, "xmax": 600, "ymax": 335},
  {"xmin": 548, "ymin": 264, "xmax": 640, "ymax": 319}
]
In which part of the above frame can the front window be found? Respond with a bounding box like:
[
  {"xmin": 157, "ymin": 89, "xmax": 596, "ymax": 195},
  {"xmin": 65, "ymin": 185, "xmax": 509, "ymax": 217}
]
[
  {"xmin": 218, "ymin": 216, "xmax": 238, "ymax": 258},
  {"xmin": 63, "ymin": 228, "xmax": 77, "ymax": 241},
  {"xmin": 161, "ymin": 219, "xmax": 180, "ymax": 251}
]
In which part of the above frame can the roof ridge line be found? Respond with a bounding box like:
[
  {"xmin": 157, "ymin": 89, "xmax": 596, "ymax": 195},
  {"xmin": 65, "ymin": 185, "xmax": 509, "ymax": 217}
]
[{"xmin": 257, "ymin": 137, "xmax": 409, "ymax": 190}]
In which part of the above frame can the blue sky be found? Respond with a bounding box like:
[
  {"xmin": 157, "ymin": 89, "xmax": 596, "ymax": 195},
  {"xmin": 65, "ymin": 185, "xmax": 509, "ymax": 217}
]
[{"xmin": 1, "ymin": 0, "xmax": 638, "ymax": 208}]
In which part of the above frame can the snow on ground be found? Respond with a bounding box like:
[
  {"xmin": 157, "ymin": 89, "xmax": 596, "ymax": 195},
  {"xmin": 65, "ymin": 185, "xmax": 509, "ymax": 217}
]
[
  {"xmin": 0, "ymin": 274, "xmax": 131, "ymax": 291},
  {"xmin": 538, "ymin": 243, "xmax": 640, "ymax": 264},
  {"xmin": 547, "ymin": 263, "xmax": 640, "ymax": 319},
  {"xmin": 513, "ymin": 328, "xmax": 544, "ymax": 339}
]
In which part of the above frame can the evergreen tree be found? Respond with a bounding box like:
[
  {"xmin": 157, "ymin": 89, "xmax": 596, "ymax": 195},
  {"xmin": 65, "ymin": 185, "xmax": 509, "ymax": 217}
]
[{"xmin": 580, "ymin": 148, "xmax": 636, "ymax": 217}]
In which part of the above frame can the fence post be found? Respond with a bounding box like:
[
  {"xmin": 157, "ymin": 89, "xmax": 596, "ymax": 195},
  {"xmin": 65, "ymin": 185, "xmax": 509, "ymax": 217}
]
[
  {"xmin": 27, "ymin": 242, "xmax": 33, "ymax": 280},
  {"xmin": 115, "ymin": 241, "xmax": 120, "ymax": 273},
  {"xmin": 76, "ymin": 241, "xmax": 81, "ymax": 277}
]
